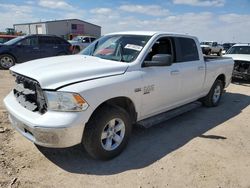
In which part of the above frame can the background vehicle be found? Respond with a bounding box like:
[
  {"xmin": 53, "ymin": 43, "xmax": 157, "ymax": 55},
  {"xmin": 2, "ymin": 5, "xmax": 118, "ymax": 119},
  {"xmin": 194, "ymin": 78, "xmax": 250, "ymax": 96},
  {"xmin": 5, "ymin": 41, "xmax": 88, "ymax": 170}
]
[
  {"xmin": 0, "ymin": 35, "xmax": 17, "ymax": 44},
  {"xmin": 68, "ymin": 35, "xmax": 96, "ymax": 54},
  {"xmin": 0, "ymin": 34, "xmax": 72, "ymax": 69},
  {"xmin": 4, "ymin": 31, "xmax": 234, "ymax": 160},
  {"xmin": 222, "ymin": 43, "xmax": 236, "ymax": 55},
  {"xmin": 200, "ymin": 41, "xmax": 223, "ymax": 56},
  {"xmin": 224, "ymin": 43, "xmax": 250, "ymax": 80}
]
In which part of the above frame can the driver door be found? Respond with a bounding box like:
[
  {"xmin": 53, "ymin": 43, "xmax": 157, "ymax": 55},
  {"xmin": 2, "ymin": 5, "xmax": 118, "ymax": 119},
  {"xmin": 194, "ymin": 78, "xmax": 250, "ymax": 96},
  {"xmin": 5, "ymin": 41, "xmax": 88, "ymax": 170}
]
[
  {"xmin": 13, "ymin": 36, "xmax": 40, "ymax": 63},
  {"xmin": 140, "ymin": 37, "xmax": 182, "ymax": 118}
]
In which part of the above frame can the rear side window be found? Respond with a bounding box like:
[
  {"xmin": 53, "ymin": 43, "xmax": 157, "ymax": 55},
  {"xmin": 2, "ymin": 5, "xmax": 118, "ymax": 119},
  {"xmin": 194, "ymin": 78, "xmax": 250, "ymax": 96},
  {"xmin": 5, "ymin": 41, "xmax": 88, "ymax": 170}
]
[
  {"xmin": 175, "ymin": 37, "xmax": 199, "ymax": 62},
  {"xmin": 55, "ymin": 37, "xmax": 68, "ymax": 45},
  {"xmin": 91, "ymin": 37, "xmax": 96, "ymax": 42},
  {"xmin": 39, "ymin": 36, "xmax": 55, "ymax": 45}
]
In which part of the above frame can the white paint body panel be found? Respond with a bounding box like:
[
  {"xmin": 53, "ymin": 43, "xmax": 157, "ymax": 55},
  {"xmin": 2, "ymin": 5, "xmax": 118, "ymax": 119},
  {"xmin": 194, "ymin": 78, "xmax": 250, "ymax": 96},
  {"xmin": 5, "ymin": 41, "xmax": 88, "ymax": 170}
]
[{"xmin": 5, "ymin": 31, "xmax": 234, "ymax": 147}]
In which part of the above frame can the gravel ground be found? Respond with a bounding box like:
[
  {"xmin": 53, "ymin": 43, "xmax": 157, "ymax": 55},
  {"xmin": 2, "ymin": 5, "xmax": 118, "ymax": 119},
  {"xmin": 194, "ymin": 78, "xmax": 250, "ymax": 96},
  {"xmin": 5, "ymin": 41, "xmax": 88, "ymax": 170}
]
[{"xmin": 0, "ymin": 69, "xmax": 250, "ymax": 188}]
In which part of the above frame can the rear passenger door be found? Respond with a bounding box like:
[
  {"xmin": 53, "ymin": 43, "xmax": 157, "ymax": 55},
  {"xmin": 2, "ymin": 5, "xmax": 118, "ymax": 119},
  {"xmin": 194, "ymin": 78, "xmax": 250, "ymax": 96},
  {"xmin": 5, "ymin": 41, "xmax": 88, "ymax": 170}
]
[
  {"xmin": 38, "ymin": 36, "xmax": 57, "ymax": 58},
  {"xmin": 174, "ymin": 37, "xmax": 205, "ymax": 102}
]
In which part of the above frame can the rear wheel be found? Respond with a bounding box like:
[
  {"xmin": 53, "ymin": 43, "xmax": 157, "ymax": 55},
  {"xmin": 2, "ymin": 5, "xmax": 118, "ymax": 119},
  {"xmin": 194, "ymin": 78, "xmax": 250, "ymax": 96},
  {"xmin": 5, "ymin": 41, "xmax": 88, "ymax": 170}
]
[
  {"xmin": 82, "ymin": 106, "xmax": 132, "ymax": 160},
  {"xmin": 202, "ymin": 80, "xmax": 223, "ymax": 107},
  {"xmin": 0, "ymin": 54, "xmax": 15, "ymax": 69}
]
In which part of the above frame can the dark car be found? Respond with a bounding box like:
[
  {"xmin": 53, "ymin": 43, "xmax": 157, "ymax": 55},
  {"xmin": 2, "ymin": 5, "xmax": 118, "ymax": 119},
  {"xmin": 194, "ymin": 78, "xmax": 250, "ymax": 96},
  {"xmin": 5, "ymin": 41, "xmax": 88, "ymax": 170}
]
[{"xmin": 0, "ymin": 34, "xmax": 73, "ymax": 69}]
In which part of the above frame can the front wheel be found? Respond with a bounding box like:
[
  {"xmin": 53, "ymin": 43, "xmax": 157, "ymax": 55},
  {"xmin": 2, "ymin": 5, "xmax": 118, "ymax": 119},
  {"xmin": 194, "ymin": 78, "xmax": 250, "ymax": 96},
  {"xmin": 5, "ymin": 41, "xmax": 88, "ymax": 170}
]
[
  {"xmin": 82, "ymin": 106, "xmax": 132, "ymax": 160},
  {"xmin": 0, "ymin": 54, "xmax": 16, "ymax": 69},
  {"xmin": 201, "ymin": 80, "xmax": 223, "ymax": 107}
]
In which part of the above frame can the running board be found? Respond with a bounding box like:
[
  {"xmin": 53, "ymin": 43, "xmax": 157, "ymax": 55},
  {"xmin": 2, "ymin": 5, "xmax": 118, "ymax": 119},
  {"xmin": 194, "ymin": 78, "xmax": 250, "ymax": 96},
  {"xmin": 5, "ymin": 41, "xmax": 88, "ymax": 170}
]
[{"xmin": 137, "ymin": 102, "xmax": 201, "ymax": 128}]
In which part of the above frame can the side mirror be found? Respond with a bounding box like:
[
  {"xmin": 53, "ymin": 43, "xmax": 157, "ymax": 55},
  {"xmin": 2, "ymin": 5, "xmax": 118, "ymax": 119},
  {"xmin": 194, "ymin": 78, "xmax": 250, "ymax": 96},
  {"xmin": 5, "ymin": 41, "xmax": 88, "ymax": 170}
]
[
  {"xmin": 82, "ymin": 39, "xmax": 86, "ymax": 43},
  {"xmin": 143, "ymin": 54, "xmax": 172, "ymax": 67}
]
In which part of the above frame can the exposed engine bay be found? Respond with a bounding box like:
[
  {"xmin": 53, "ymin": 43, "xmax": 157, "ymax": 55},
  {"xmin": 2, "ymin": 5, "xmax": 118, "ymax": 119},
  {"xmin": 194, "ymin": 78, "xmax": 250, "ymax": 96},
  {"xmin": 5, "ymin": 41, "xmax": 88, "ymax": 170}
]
[{"xmin": 233, "ymin": 60, "xmax": 250, "ymax": 80}]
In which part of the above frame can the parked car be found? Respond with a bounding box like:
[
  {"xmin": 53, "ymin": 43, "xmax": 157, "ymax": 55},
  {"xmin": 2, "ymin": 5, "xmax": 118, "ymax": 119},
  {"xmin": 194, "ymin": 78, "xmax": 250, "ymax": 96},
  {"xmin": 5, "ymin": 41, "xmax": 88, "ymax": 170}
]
[
  {"xmin": 224, "ymin": 43, "xmax": 250, "ymax": 81},
  {"xmin": 200, "ymin": 41, "xmax": 223, "ymax": 56},
  {"xmin": 68, "ymin": 36, "xmax": 97, "ymax": 53},
  {"xmin": 0, "ymin": 34, "xmax": 72, "ymax": 69},
  {"xmin": 0, "ymin": 35, "xmax": 17, "ymax": 44},
  {"xmin": 222, "ymin": 43, "xmax": 236, "ymax": 55},
  {"xmin": 4, "ymin": 31, "xmax": 234, "ymax": 160}
]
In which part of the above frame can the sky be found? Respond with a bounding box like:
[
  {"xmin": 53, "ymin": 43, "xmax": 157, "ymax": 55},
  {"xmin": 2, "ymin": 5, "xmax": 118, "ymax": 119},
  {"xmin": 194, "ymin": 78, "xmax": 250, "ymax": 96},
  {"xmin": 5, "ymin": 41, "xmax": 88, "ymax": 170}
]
[{"xmin": 0, "ymin": 0, "xmax": 250, "ymax": 43}]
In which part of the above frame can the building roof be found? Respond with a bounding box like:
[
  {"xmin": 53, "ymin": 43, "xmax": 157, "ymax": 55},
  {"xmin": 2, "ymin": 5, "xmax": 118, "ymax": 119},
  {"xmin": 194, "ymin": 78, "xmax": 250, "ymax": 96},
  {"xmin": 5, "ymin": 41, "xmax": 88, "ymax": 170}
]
[{"xmin": 13, "ymin": 19, "xmax": 101, "ymax": 28}]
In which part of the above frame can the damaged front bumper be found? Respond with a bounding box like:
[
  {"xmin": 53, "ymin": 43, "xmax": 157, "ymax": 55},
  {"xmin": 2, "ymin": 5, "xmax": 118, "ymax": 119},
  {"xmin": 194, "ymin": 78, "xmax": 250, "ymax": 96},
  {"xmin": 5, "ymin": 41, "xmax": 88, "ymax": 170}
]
[{"xmin": 4, "ymin": 92, "xmax": 88, "ymax": 148}]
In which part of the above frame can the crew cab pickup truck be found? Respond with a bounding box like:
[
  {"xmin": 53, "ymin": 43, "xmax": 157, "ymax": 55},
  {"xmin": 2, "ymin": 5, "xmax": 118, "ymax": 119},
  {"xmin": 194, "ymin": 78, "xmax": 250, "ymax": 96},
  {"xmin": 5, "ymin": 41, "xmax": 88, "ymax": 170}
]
[
  {"xmin": 4, "ymin": 31, "xmax": 234, "ymax": 160},
  {"xmin": 200, "ymin": 41, "xmax": 223, "ymax": 56}
]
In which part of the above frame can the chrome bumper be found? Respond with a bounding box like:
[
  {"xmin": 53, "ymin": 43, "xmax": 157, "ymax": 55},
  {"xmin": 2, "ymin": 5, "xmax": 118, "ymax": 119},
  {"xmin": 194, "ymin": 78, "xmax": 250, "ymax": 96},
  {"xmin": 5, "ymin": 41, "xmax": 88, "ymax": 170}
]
[{"xmin": 4, "ymin": 92, "xmax": 88, "ymax": 148}]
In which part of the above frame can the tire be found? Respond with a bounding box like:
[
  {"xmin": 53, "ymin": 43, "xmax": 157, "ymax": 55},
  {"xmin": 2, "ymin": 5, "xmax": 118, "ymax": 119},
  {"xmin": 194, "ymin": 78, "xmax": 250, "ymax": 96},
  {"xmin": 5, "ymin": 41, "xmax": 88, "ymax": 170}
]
[
  {"xmin": 202, "ymin": 80, "xmax": 224, "ymax": 107},
  {"xmin": 0, "ymin": 54, "xmax": 16, "ymax": 69},
  {"xmin": 217, "ymin": 50, "xmax": 222, "ymax": 56},
  {"xmin": 82, "ymin": 105, "xmax": 132, "ymax": 160}
]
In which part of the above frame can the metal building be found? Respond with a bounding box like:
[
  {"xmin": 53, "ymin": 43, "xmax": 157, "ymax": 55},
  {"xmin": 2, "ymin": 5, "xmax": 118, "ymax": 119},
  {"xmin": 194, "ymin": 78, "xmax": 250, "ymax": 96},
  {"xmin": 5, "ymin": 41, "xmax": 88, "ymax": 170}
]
[{"xmin": 13, "ymin": 19, "xmax": 101, "ymax": 39}]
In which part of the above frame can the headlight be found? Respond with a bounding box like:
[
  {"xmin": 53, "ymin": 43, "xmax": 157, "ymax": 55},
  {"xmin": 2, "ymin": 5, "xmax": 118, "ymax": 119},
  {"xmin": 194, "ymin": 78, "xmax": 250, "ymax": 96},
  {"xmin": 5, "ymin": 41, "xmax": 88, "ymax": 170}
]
[{"xmin": 44, "ymin": 91, "xmax": 89, "ymax": 112}]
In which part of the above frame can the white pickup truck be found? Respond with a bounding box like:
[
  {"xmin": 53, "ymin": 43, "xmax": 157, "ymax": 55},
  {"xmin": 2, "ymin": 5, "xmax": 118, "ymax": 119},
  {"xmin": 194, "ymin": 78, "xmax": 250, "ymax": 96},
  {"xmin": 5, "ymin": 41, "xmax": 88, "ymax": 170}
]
[
  {"xmin": 4, "ymin": 31, "xmax": 234, "ymax": 160},
  {"xmin": 200, "ymin": 41, "xmax": 223, "ymax": 56}
]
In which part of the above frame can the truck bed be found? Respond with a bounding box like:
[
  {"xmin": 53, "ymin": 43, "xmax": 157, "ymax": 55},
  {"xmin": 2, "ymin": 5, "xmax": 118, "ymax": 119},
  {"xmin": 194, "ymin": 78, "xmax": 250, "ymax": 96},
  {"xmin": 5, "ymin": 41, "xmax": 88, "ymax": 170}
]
[{"xmin": 204, "ymin": 55, "xmax": 233, "ymax": 62}]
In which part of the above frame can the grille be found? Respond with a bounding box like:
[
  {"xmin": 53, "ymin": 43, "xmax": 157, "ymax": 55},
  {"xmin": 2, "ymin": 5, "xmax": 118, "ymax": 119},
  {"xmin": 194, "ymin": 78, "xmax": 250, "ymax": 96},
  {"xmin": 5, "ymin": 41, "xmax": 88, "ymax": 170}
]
[{"xmin": 13, "ymin": 73, "xmax": 47, "ymax": 114}]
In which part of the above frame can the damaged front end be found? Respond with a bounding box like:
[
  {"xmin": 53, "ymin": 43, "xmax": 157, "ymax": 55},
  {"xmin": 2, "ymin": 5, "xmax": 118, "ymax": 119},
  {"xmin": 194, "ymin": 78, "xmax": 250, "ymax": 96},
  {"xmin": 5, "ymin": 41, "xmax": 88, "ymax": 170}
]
[{"xmin": 233, "ymin": 60, "xmax": 250, "ymax": 80}]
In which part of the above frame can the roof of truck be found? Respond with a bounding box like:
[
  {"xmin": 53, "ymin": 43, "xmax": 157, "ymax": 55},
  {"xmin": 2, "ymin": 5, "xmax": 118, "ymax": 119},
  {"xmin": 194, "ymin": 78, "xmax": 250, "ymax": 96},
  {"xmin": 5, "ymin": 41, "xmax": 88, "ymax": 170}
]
[
  {"xmin": 233, "ymin": 43, "xmax": 250, "ymax": 47},
  {"xmin": 106, "ymin": 31, "xmax": 194, "ymax": 38}
]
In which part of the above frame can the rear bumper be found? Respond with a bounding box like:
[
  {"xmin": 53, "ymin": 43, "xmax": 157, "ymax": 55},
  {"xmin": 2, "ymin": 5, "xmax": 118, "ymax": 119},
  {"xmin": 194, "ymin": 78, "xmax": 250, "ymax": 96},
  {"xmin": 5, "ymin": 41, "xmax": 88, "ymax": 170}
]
[{"xmin": 4, "ymin": 92, "xmax": 88, "ymax": 148}]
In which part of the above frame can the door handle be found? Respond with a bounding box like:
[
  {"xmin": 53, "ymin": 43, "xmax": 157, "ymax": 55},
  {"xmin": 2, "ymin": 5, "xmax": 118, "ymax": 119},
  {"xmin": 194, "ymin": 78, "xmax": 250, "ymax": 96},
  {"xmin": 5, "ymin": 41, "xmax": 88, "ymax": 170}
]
[
  {"xmin": 170, "ymin": 70, "xmax": 180, "ymax": 75},
  {"xmin": 53, "ymin": 46, "xmax": 58, "ymax": 49},
  {"xmin": 198, "ymin": 66, "xmax": 205, "ymax": 70},
  {"xmin": 33, "ymin": 47, "xmax": 39, "ymax": 50}
]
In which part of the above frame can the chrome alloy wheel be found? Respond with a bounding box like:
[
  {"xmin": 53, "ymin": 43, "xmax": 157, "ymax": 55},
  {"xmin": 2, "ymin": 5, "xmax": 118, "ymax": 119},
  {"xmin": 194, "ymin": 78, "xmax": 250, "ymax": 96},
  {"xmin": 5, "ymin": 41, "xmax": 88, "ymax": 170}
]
[
  {"xmin": 0, "ymin": 56, "xmax": 14, "ymax": 69},
  {"xmin": 213, "ymin": 85, "xmax": 221, "ymax": 104},
  {"xmin": 101, "ymin": 118, "xmax": 125, "ymax": 151}
]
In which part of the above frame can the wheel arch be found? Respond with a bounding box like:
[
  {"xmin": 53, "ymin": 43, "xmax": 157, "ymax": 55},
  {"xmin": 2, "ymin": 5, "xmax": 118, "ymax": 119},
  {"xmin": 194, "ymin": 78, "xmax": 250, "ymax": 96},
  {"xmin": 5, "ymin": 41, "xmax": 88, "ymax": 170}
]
[
  {"xmin": 216, "ymin": 74, "xmax": 226, "ymax": 88},
  {"xmin": 88, "ymin": 96, "xmax": 137, "ymax": 124}
]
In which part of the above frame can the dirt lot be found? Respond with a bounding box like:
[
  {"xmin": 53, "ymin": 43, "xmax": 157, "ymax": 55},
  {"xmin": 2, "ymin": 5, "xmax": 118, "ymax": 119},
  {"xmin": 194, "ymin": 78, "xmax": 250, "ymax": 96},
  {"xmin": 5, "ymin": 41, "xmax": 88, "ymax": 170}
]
[{"xmin": 0, "ymin": 70, "xmax": 250, "ymax": 188}]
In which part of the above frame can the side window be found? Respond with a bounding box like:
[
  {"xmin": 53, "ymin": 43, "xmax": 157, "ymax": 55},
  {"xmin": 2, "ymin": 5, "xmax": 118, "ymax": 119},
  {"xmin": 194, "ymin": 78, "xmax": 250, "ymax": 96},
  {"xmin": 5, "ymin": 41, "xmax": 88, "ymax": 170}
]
[
  {"xmin": 175, "ymin": 37, "xmax": 199, "ymax": 62},
  {"xmin": 91, "ymin": 37, "xmax": 96, "ymax": 42},
  {"xmin": 19, "ymin": 37, "xmax": 38, "ymax": 46},
  {"xmin": 39, "ymin": 36, "xmax": 55, "ymax": 45},
  {"xmin": 144, "ymin": 37, "xmax": 174, "ymax": 62},
  {"xmin": 83, "ymin": 37, "xmax": 90, "ymax": 43}
]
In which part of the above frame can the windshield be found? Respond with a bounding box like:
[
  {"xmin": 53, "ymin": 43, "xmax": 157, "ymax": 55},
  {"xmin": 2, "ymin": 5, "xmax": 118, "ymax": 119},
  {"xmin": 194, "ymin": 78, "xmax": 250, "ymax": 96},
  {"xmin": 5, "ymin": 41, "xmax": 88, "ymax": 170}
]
[
  {"xmin": 4, "ymin": 36, "xmax": 25, "ymax": 45},
  {"xmin": 226, "ymin": 46, "xmax": 250, "ymax": 55},
  {"xmin": 81, "ymin": 35, "xmax": 151, "ymax": 63},
  {"xmin": 200, "ymin": 42, "xmax": 212, "ymax": 46}
]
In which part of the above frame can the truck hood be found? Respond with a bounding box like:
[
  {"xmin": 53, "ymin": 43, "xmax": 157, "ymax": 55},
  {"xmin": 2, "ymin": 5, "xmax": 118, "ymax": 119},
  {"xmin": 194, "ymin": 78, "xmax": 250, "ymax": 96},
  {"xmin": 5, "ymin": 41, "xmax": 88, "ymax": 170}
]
[
  {"xmin": 223, "ymin": 54, "xmax": 250, "ymax": 62},
  {"xmin": 10, "ymin": 55, "xmax": 129, "ymax": 90}
]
